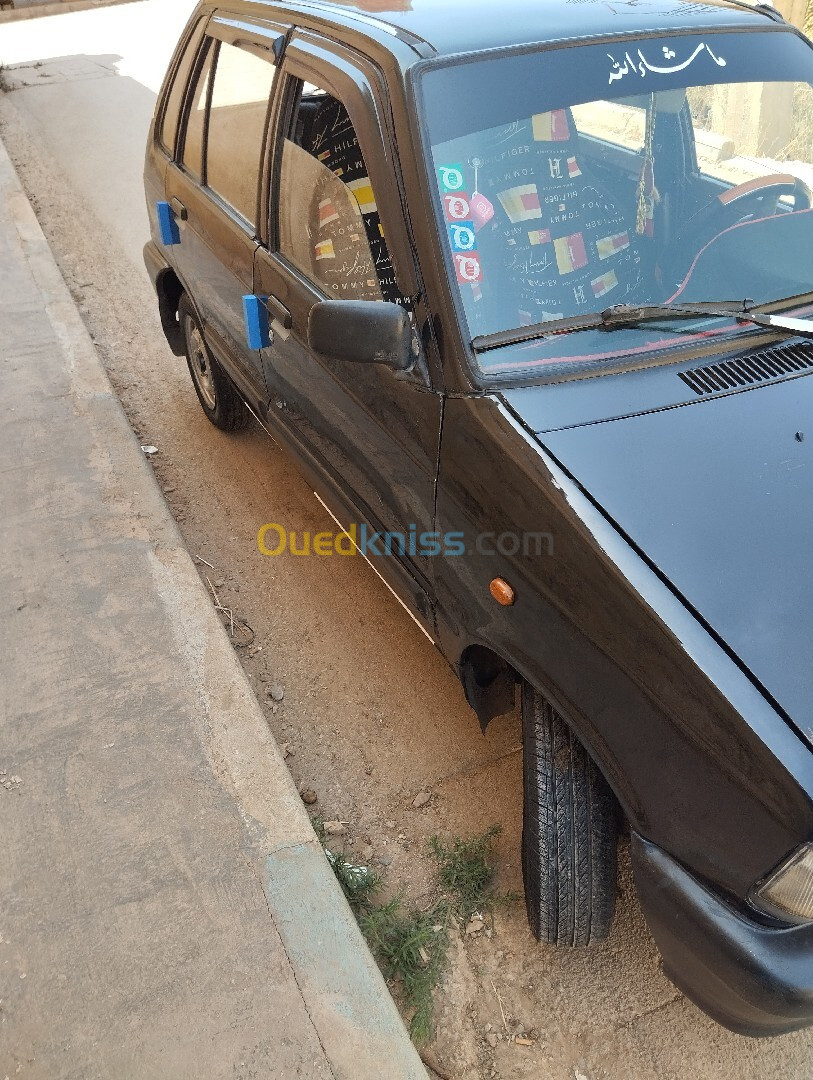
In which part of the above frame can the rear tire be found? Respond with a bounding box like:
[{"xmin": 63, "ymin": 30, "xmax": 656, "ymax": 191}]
[
  {"xmin": 521, "ymin": 681, "xmax": 618, "ymax": 946},
  {"xmin": 179, "ymin": 294, "xmax": 249, "ymax": 431}
]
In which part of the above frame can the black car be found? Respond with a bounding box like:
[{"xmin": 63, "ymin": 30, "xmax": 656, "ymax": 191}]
[{"xmin": 144, "ymin": 0, "xmax": 813, "ymax": 1036}]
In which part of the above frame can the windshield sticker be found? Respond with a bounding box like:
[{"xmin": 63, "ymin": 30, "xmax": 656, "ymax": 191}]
[
  {"xmin": 596, "ymin": 231, "xmax": 631, "ymax": 260},
  {"xmin": 449, "ymin": 222, "xmax": 478, "ymax": 252},
  {"xmin": 498, "ymin": 184, "xmax": 543, "ymax": 223},
  {"xmin": 443, "ymin": 193, "xmax": 471, "ymax": 221},
  {"xmin": 591, "ymin": 270, "xmax": 619, "ymax": 299},
  {"xmin": 454, "ymin": 253, "xmax": 483, "ymax": 284},
  {"xmin": 529, "ymin": 228, "xmax": 552, "ymax": 247},
  {"xmin": 554, "ymin": 233, "xmax": 588, "ymax": 275},
  {"xmin": 532, "ymin": 110, "xmax": 571, "ymax": 142},
  {"xmin": 608, "ymin": 42, "xmax": 727, "ymax": 85},
  {"xmin": 438, "ymin": 164, "xmax": 465, "ymax": 191}
]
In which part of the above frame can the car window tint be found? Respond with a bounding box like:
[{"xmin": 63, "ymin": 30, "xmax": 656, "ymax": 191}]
[
  {"xmin": 207, "ymin": 42, "xmax": 276, "ymax": 223},
  {"xmin": 182, "ymin": 43, "xmax": 213, "ymax": 179},
  {"xmin": 278, "ymin": 84, "xmax": 408, "ymax": 305},
  {"xmin": 160, "ymin": 19, "xmax": 206, "ymax": 155}
]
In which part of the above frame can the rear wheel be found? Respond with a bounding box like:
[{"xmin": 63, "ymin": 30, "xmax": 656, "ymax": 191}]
[
  {"xmin": 179, "ymin": 294, "xmax": 249, "ymax": 431},
  {"xmin": 521, "ymin": 681, "xmax": 618, "ymax": 946}
]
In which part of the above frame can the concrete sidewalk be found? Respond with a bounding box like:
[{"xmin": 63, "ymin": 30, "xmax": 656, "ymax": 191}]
[{"xmin": 0, "ymin": 136, "xmax": 426, "ymax": 1079}]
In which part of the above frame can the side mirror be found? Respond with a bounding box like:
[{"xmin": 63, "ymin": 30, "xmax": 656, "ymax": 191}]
[{"xmin": 308, "ymin": 300, "xmax": 413, "ymax": 371}]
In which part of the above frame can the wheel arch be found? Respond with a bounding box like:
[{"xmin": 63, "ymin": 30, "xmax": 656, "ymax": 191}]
[
  {"xmin": 456, "ymin": 638, "xmax": 631, "ymax": 823},
  {"xmin": 156, "ymin": 266, "xmax": 186, "ymax": 355},
  {"xmin": 458, "ymin": 643, "xmax": 518, "ymax": 733}
]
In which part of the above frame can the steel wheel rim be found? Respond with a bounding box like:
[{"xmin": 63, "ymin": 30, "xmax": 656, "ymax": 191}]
[{"xmin": 186, "ymin": 317, "xmax": 216, "ymax": 411}]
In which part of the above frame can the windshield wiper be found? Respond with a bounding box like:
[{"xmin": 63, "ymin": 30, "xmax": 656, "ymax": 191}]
[{"xmin": 471, "ymin": 301, "xmax": 813, "ymax": 354}]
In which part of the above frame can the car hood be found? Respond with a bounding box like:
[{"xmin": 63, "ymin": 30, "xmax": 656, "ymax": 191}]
[{"xmin": 505, "ymin": 375, "xmax": 813, "ymax": 731}]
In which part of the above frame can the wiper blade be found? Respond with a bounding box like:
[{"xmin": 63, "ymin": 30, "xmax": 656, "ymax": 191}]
[{"xmin": 471, "ymin": 302, "xmax": 813, "ymax": 354}]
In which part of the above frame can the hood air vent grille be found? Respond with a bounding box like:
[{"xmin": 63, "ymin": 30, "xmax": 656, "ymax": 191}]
[{"xmin": 678, "ymin": 343, "xmax": 813, "ymax": 396}]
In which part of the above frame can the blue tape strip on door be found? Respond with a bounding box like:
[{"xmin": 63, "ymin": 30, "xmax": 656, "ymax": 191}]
[
  {"xmin": 156, "ymin": 201, "xmax": 181, "ymax": 246},
  {"xmin": 243, "ymin": 295, "xmax": 271, "ymax": 350}
]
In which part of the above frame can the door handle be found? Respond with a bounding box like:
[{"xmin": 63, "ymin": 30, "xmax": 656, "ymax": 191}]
[
  {"xmin": 169, "ymin": 197, "xmax": 188, "ymax": 222},
  {"xmin": 266, "ymin": 293, "xmax": 292, "ymax": 330}
]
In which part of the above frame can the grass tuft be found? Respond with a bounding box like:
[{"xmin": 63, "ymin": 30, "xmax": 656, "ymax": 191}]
[
  {"xmin": 326, "ymin": 849, "xmax": 382, "ymax": 911},
  {"xmin": 313, "ymin": 814, "xmax": 505, "ymax": 1044},
  {"xmin": 428, "ymin": 824, "xmax": 502, "ymax": 920},
  {"xmin": 359, "ymin": 898, "xmax": 449, "ymax": 1045}
]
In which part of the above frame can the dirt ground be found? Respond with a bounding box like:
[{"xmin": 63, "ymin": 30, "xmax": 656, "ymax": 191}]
[{"xmin": 2, "ymin": 40, "xmax": 813, "ymax": 1077}]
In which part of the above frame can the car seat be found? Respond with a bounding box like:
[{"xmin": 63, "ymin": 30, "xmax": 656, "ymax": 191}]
[{"xmin": 306, "ymin": 96, "xmax": 409, "ymax": 306}]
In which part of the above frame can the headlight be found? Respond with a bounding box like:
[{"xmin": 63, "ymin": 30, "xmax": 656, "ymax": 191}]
[{"xmin": 753, "ymin": 844, "xmax": 813, "ymax": 923}]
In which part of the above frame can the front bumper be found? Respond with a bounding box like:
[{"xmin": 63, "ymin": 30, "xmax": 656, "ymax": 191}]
[{"xmin": 632, "ymin": 833, "xmax": 813, "ymax": 1036}]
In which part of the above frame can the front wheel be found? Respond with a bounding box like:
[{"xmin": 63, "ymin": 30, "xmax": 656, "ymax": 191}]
[
  {"xmin": 522, "ymin": 681, "xmax": 618, "ymax": 946},
  {"xmin": 179, "ymin": 293, "xmax": 249, "ymax": 431}
]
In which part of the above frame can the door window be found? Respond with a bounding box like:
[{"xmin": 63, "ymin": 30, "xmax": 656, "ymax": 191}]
[
  {"xmin": 160, "ymin": 18, "xmax": 206, "ymax": 154},
  {"xmin": 277, "ymin": 81, "xmax": 407, "ymax": 305},
  {"xmin": 207, "ymin": 42, "xmax": 277, "ymax": 222}
]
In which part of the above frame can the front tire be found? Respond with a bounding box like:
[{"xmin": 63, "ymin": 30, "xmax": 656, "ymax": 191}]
[
  {"xmin": 179, "ymin": 293, "xmax": 249, "ymax": 431},
  {"xmin": 521, "ymin": 681, "xmax": 618, "ymax": 946}
]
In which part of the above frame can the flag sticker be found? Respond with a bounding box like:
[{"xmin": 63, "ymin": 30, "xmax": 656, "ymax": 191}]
[
  {"xmin": 319, "ymin": 198, "xmax": 340, "ymax": 229},
  {"xmin": 591, "ymin": 270, "xmax": 619, "ymax": 298},
  {"xmin": 498, "ymin": 184, "xmax": 542, "ymax": 223},
  {"xmin": 567, "ymin": 156, "xmax": 582, "ymax": 178},
  {"xmin": 348, "ymin": 177, "xmax": 377, "ymax": 215},
  {"xmin": 532, "ymin": 110, "xmax": 570, "ymax": 142},
  {"xmin": 554, "ymin": 233, "xmax": 588, "ymax": 275},
  {"xmin": 314, "ymin": 239, "xmax": 336, "ymax": 261},
  {"xmin": 596, "ymin": 232, "xmax": 630, "ymax": 260},
  {"xmin": 528, "ymin": 228, "xmax": 552, "ymax": 246}
]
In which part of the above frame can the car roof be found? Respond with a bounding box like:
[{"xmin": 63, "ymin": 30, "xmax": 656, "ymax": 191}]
[{"xmin": 259, "ymin": 0, "xmax": 780, "ymax": 59}]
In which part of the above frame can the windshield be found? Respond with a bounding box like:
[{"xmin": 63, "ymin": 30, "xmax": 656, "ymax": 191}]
[{"xmin": 417, "ymin": 29, "xmax": 813, "ymax": 378}]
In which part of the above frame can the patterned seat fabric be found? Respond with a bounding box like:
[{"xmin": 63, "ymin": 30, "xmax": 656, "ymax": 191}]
[
  {"xmin": 472, "ymin": 109, "xmax": 643, "ymax": 328},
  {"xmin": 307, "ymin": 96, "xmax": 410, "ymax": 306}
]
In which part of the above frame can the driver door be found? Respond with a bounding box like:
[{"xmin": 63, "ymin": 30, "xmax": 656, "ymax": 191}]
[{"xmin": 254, "ymin": 36, "xmax": 442, "ymax": 633}]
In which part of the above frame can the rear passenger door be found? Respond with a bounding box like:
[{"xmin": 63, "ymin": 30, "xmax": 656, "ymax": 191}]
[
  {"xmin": 164, "ymin": 15, "xmax": 286, "ymax": 408},
  {"xmin": 254, "ymin": 36, "xmax": 441, "ymax": 629}
]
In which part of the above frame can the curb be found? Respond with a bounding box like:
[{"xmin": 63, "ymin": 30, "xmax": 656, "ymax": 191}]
[{"xmin": 0, "ymin": 132, "xmax": 427, "ymax": 1080}]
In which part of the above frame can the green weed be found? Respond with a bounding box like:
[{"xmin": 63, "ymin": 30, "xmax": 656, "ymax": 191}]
[
  {"xmin": 428, "ymin": 824, "xmax": 502, "ymax": 920},
  {"xmin": 313, "ymin": 814, "xmax": 505, "ymax": 1044},
  {"xmin": 358, "ymin": 897, "xmax": 449, "ymax": 1045}
]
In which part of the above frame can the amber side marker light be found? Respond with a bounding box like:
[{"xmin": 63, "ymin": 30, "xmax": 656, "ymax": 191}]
[{"xmin": 490, "ymin": 577, "xmax": 516, "ymax": 606}]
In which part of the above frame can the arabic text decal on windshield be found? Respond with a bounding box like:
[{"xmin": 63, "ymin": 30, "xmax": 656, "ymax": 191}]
[{"xmin": 607, "ymin": 43, "xmax": 727, "ymax": 86}]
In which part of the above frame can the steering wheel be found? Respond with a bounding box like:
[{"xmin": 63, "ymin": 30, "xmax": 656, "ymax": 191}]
[
  {"xmin": 662, "ymin": 174, "xmax": 813, "ymax": 297},
  {"xmin": 686, "ymin": 173, "xmax": 813, "ymax": 239}
]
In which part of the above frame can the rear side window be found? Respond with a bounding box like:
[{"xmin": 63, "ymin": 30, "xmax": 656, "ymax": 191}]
[
  {"xmin": 159, "ymin": 18, "xmax": 206, "ymax": 154},
  {"xmin": 206, "ymin": 42, "xmax": 276, "ymax": 221},
  {"xmin": 182, "ymin": 43, "xmax": 213, "ymax": 179}
]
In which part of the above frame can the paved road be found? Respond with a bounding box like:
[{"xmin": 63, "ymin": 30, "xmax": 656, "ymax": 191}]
[{"xmin": 2, "ymin": 3, "xmax": 813, "ymax": 1077}]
